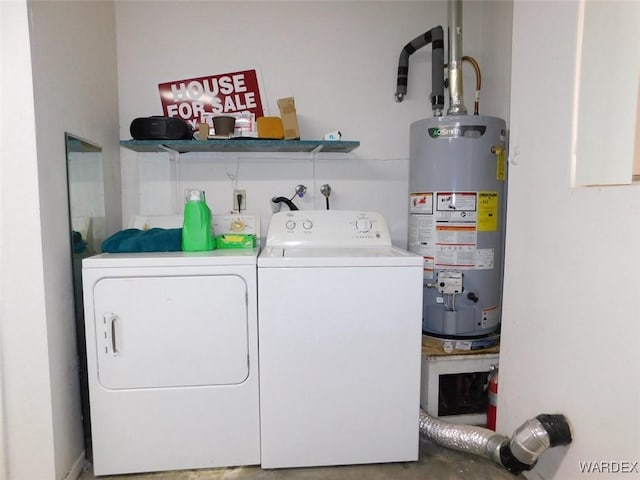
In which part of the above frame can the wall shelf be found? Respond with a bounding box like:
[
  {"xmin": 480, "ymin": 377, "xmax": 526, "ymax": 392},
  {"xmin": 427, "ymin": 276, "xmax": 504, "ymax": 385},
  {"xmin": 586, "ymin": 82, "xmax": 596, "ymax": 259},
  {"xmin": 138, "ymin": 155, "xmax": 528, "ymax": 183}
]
[{"xmin": 120, "ymin": 138, "xmax": 360, "ymax": 154}]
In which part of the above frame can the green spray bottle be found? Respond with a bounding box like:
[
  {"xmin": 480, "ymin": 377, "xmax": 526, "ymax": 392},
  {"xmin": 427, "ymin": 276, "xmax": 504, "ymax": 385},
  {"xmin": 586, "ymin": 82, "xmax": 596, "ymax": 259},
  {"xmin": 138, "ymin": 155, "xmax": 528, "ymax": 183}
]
[{"xmin": 182, "ymin": 189, "xmax": 214, "ymax": 251}]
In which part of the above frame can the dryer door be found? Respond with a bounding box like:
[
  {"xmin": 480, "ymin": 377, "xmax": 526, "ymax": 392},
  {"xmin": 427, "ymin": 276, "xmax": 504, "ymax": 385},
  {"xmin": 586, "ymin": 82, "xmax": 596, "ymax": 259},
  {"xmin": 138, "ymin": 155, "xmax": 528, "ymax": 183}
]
[{"xmin": 92, "ymin": 274, "xmax": 248, "ymax": 389}]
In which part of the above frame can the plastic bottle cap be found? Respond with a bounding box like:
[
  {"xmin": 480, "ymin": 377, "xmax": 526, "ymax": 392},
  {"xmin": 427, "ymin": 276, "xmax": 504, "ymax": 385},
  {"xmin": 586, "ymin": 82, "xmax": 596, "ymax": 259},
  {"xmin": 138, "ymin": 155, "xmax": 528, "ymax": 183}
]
[{"xmin": 186, "ymin": 189, "xmax": 204, "ymax": 202}]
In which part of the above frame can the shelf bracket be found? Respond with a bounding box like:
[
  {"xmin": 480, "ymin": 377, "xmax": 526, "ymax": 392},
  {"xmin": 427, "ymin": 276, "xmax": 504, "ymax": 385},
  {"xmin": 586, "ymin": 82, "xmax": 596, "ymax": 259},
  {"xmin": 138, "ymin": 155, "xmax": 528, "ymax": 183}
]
[
  {"xmin": 158, "ymin": 144, "xmax": 180, "ymax": 157},
  {"xmin": 157, "ymin": 146, "xmax": 182, "ymax": 213}
]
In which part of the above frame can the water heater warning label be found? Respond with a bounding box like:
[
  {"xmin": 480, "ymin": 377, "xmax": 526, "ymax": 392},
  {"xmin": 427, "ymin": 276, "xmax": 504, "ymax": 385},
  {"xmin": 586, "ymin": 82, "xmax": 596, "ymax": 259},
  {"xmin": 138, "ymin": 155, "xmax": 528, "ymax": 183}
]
[
  {"xmin": 408, "ymin": 212, "xmax": 435, "ymax": 278},
  {"xmin": 410, "ymin": 192, "xmax": 433, "ymax": 214},
  {"xmin": 478, "ymin": 192, "xmax": 499, "ymax": 231},
  {"xmin": 409, "ymin": 190, "xmax": 498, "ymax": 277},
  {"xmin": 434, "ymin": 224, "xmax": 477, "ymax": 268},
  {"xmin": 436, "ymin": 192, "xmax": 476, "ymax": 212},
  {"xmin": 482, "ymin": 306, "xmax": 498, "ymax": 327}
]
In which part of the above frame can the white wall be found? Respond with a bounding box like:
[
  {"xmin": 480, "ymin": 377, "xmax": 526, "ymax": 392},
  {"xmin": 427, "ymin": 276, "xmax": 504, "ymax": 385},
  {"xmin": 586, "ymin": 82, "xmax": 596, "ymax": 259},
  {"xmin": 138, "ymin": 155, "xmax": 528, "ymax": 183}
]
[
  {"xmin": 116, "ymin": 0, "xmax": 512, "ymax": 247},
  {"xmin": 0, "ymin": 2, "xmax": 51, "ymax": 479},
  {"xmin": 499, "ymin": 2, "xmax": 640, "ymax": 479},
  {"xmin": 0, "ymin": 1, "xmax": 120, "ymax": 479}
]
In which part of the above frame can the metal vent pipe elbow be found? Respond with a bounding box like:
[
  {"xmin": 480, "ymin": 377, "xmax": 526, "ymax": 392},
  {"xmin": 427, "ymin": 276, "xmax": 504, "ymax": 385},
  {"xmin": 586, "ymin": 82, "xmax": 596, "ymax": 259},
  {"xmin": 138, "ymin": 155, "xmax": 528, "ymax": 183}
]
[
  {"xmin": 500, "ymin": 414, "xmax": 573, "ymax": 474},
  {"xmin": 419, "ymin": 410, "xmax": 572, "ymax": 475}
]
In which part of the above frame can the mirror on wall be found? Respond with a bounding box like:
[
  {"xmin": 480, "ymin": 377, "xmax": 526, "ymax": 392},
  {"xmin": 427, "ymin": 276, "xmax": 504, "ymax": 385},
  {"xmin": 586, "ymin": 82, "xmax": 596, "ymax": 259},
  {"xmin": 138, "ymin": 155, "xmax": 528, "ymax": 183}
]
[
  {"xmin": 65, "ymin": 132, "xmax": 105, "ymax": 459},
  {"xmin": 66, "ymin": 133, "xmax": 106, "ymax": 253}
]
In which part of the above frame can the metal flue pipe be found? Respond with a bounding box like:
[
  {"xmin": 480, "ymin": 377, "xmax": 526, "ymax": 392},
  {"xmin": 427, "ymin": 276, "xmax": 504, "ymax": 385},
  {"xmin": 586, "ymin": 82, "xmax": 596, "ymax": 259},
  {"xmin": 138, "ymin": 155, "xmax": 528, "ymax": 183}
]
[{"xmin": 447, "ymin": 0, "xmax": 467, "ymax": 115}]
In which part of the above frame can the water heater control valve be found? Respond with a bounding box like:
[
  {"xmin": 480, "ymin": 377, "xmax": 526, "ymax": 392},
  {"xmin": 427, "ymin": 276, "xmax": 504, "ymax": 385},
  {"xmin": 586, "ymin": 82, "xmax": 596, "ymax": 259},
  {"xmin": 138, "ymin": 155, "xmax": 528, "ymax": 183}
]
[{"xmin": 436, "ymin": 271, "xmax": 463, "ymax": 295}]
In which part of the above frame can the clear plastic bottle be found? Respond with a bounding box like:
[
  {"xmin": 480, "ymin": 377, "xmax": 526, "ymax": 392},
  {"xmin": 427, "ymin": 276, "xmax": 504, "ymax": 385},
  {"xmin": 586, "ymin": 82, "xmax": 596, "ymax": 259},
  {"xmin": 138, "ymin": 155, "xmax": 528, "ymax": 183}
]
[{"xmin": 182, "ymin": 189, "xmax": 214, "ymax": 251}]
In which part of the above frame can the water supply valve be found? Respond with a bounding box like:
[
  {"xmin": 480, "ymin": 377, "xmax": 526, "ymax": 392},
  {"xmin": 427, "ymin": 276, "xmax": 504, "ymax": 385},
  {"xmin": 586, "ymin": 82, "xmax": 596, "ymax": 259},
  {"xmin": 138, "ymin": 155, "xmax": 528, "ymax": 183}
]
[
  {"xmin": 293, "ymin": 184, "xmax": 307, "ymax": 198},
  {"xmin": 436, "ymin": 270, "xmax": 463, "ymax": 295}
]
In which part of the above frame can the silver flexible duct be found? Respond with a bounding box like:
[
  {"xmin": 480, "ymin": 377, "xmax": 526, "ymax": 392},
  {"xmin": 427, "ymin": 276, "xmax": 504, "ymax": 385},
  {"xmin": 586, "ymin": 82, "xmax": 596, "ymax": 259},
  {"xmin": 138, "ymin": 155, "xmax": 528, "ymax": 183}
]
[
  {"xmin": 419, "ymin": 410, "xmax": 506, "ymax": 464},
  {"xmin": 419, "ymin": 410, "xmax": 573, "ymax": 475}
]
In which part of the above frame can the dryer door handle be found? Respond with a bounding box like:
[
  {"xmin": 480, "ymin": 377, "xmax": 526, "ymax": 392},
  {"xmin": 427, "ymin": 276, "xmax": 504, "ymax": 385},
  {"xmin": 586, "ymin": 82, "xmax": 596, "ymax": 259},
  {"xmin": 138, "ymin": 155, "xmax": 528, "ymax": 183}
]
[{"xmin": 104, "ymin": 313, "xmax": 119, "ymax": 356}]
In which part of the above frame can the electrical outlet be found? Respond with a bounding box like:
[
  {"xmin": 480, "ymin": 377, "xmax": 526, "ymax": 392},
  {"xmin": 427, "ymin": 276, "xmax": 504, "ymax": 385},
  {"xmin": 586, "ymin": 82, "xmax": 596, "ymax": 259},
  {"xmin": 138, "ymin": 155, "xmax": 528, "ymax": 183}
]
[{"xmin": 233, "ymin": 189, "xmax": 246, "ymax": 211}]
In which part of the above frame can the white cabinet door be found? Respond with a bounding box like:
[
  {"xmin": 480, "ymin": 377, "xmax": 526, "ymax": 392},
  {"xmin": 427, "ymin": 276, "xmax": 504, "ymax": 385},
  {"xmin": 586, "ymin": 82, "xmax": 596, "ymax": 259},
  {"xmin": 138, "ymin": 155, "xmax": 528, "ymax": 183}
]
[{"xmin": 92, "ymin": 274, "xmax": 248, "ymax": 389}]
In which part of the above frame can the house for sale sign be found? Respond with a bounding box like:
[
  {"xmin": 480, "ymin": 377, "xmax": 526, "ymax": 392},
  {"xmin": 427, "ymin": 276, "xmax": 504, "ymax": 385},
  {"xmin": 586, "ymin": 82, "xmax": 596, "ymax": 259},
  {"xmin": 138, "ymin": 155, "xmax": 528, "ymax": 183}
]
[{"xmin": 158, "ymin": 69, "xmax": 265, "ymax": 129}]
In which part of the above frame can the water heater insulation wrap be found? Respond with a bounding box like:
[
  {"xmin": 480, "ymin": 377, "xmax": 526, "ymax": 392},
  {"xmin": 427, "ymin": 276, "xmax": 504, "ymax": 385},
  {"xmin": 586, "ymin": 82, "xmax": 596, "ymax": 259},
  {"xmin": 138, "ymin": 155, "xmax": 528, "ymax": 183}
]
[{"xmin": 408, "ymin": 115, "xmax": 507, "ymax": 337}]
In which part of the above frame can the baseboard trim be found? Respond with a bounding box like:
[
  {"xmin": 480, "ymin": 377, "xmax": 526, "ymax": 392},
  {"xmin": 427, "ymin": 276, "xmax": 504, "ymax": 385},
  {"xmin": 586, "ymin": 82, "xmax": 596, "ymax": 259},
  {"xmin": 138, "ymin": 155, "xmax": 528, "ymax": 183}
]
[
  {"xmin": 64, "ymin": 451, "xmax": 87, "ymax": 480},
  {"xmin": 523, "ymin": 469, "xmax": 544, "ymax": 480}
]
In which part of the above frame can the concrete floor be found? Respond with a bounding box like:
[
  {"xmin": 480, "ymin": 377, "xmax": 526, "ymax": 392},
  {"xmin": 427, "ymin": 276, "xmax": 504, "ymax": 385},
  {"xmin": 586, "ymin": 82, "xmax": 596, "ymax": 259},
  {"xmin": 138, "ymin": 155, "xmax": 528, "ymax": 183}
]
[{"xmin": 78, "ymin": 439, "xmax": 523, "ymax": 480}]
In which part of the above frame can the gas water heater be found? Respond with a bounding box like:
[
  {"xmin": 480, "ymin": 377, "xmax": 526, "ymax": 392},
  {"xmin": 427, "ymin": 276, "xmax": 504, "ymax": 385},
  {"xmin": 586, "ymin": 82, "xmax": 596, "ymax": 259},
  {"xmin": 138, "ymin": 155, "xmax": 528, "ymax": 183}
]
[
  {"xmin": 409, "ymin": 116, "xmax": 507, "ymax": 337},
  {"xmin": 396, "ymin": 1, "xmax": 507, "ymax": 338}
]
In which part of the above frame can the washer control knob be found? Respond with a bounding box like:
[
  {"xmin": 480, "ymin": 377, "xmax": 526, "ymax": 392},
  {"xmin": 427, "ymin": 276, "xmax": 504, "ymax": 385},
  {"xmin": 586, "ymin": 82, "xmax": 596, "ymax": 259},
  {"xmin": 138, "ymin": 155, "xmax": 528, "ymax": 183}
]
[
  {"xmin": 355, "ymin": 218, "xmax": 372, "ymax": 233},
  {"xmin": 303, "ymin": 220, "xmax": 313, "ymax": 230},
  {"xmin": 285, "ymin": 220, "xmax": 296, "ymax": 231}
]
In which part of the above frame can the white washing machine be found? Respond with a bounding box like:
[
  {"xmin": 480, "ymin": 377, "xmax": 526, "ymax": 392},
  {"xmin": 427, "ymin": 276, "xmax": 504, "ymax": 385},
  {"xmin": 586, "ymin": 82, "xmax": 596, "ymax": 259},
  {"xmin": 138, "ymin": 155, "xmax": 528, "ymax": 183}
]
[
  {"xmin": 82, "ymin": 249, "xmax": 260, "ymax": 476},
  {"xmin": 257, "ymin": 210, "xmax": 424, "ymax": 468}
]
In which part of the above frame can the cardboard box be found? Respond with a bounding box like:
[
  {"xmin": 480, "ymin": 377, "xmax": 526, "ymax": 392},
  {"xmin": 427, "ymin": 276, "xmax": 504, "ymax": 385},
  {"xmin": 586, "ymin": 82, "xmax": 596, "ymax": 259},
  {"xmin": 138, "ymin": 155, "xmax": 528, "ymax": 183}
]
[{"xmin": 277, "ymin": 97, "xmax": 300, "ymax": 140}]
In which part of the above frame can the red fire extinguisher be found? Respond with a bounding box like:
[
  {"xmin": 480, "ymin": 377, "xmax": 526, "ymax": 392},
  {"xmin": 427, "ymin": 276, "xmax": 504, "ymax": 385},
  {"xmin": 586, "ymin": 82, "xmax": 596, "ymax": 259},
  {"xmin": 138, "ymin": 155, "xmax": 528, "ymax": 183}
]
[{"xmin": 487, "ymin": 365, "xmax": 498, "ymax": 431}]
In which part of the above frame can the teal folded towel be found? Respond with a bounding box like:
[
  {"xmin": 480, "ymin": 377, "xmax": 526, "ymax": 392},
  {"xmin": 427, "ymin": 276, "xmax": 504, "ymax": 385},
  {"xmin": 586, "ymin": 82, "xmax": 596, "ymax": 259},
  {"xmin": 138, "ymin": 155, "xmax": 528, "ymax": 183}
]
[{"xmin": 102, "ymin": 228, "xmax": 182, "ymax": 253}]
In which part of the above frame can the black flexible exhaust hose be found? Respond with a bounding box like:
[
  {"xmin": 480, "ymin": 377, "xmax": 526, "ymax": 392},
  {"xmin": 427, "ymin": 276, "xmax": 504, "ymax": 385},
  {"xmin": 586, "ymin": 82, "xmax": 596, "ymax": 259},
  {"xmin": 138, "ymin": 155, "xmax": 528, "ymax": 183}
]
[
  {"xmin": 271, "ymin": 196, "xmax": 298, "ymax": 211},
  {"xmin": 394, "ymin": 25, "xmax": 445, "ymax": 113}
]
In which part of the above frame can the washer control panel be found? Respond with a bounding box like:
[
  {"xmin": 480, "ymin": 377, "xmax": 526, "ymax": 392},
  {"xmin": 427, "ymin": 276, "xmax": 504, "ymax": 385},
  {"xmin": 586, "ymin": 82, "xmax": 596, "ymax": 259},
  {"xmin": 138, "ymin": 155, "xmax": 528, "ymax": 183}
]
[{"xmin": 266, "ymin": 210, "xmax": 392, "ymax": 247}]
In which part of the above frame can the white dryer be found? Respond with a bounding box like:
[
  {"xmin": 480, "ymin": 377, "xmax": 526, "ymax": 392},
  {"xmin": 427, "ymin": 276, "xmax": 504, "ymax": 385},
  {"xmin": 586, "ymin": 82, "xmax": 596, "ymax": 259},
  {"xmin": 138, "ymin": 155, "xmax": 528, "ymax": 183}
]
[
  {"xmin": 82, "ymin": 249, "xmax": 260, "ymax": 476},
  {"xmin": 258, "ymin": 211, "xmax": 424, "ymax": 468}
]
